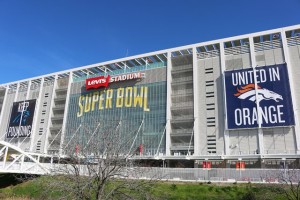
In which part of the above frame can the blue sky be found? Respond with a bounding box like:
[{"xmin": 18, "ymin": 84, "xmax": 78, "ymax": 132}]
[{"xmin": 0, "ymin": 0, "xmax": 299, "ymax": 84}]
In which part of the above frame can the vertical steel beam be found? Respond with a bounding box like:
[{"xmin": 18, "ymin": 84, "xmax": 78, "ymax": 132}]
[
  {"xmin": 20, "ymin": 154, "xmax": 25, "ymax": 172},
  {"xmin": 26, "ymin": 80, "xmax": 31, "ymax": 99},
  {"xmin": 44, "ymin": 75, "xmax": 58, "ymax": 154},
  {"xmin": 249, "ymin": 37, "xmax": 264, "ymax": 155},
  {"xmin": 30, "ymin": 78, "xmax": 44, "ymax": 152},
  {"xmin": 192, "ymin": 47, "xmax": 200, "ymax": 156},
  {"xmin": 18, "ymin": 80, "xmax": 32, "ymax": 148},
  {"xmin": 165, "ymin": 52, "xmax": 172, "ymax": 156},
  {"xmin": 219, "ymin": 42, "xmax": 230, "ymax": 155},
  {"xmin": 3, "ymin": 146, "xmax": 8, "ymax": 168},
  {"xmin": 281, "ymin": 31, "xmax": 300, "ymax": 153},
  {"xmin": 14, "ymin": 83, "xmax": 20, "ymax": 102},
  {"xmin": 11, "ymin": 83, "xmax": 20, "ymax": 145},
  {"xmin": 0, "ymin": 86, "xmax": 9, "ymax": 139},
  {"xmin": 59, "ymin": 72, "xmax": 73, "ymax": 156}
]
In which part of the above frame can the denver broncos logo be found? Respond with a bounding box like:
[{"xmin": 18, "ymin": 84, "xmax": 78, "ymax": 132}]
[{"xmin": 234, "ymin": 83, "xmax": 283, "ymax": 103}]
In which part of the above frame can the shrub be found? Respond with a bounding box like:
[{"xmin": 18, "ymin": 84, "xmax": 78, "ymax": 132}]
[
  {"xmin": 170, "ymin": 184, "xmax": 177, "ymax": 191},
  {"xmin": 241, "ymin": 190, "xmax": 256, "ymax": 200}
]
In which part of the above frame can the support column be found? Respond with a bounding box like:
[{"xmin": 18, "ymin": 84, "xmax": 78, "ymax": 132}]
[
  {"xmin": 165, "ymin": 52, "xmax": 172, "ymax": 156},
  {"xmin": 11, "ymin": 83, "xmax": 20, "ymax": 145},
  {"xmin": 259, "ymin": 159, "xmax": 266, "ymax": 168},
  {"xmin": 14, "ymin": 83, "xmax": 20, "ymax": 102},
  {"xmin": 219, "ymin": 42, "xmax": 230, "ymax": 155},
  {"xmin": 249, "ymin": 37, "xmax": 264, "ymax": 155},
  {"xmin": 18, "ymin": 80, "xmax": 32, "ymax": 148},
  {"xmin": 25, "ymin": 80, "xmax": 31, "ymax": 99},
  {"xmin": 0, "ymin": 86, "xmax": 9, "ymax": 139},
  {"xmin": 44, "ymin": 75, "xmax": 58, "ymax": 154},
  {"xmin": 192, "ymin": 47, "xmax": 200, "ymax": 156},
  {"xmin": 3, "ymin": 147, "xmax": 8, "ymax": 168},
  {"xmin": 281, "ymin": 31, "xmax": 300, "ymax": 153},
  {"xmin": 30, "ymin": 78, "xmax": 44, "ymax": 152},
  {"xmin": 60, "ymin": 72, "xmax": 73, "ymax": 156},
  {"xmin": 20, "ymin": 155, "xmax": 25, "ymax": 171}
]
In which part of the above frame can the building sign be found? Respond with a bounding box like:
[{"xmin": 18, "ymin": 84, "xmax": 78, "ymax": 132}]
[
  {"xmin": 77, "ymin": 86, "xmax": 150, "ymax": 117},
  {"xmin": 86, "ymin": 75, "xmax": 110, "ymax": 90},
  {"xmin": 86, "ymin": 72, "xmax": 145, "ymax": 90},
  {"xmin": 225, "ymin": 64, "xmax": 294, "ymax": 129},
  {"xmin": 66, "ymin": 79, "xmax": 167, "ymax": 155},
  {"xmin": 6, "ymin": 99, "xmax": 36, "ymax": 138}
]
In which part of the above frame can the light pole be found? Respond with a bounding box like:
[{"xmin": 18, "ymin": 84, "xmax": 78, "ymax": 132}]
[
  {"xmin": 282, "ymin": 157, "xmax": 286, "ymax": 179},
  {"xmin": 205, "ymin": 158, "xmax": 208, "ymax": 181},
  {"xmin": 238, "ymin": 158, "xmax": 242, "ymax": 181}
]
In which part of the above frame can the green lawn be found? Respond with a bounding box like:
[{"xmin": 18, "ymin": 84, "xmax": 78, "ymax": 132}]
[
  {"xmin": 0, "ymin": 175, "xmax": 288, "ymax": 200},
  {"xmin": 150, "ymin": 182, "xmax": 286, "ymax": 200}
]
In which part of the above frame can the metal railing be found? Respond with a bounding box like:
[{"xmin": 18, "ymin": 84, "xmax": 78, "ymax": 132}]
[
  {"xmin": 171, "ymin": 65, "xmax": 193, "ymax": 73},
  {"xmin": 254, "ymin": 39, "xmax": 282, "ymax": 52},
  {"xmin": 1, "ymin": 161, "xmax": 298, "ymax": 184},
  {"xmin": 53, "ymin": 104, "xmax": 65, "ymax": 109},
  {"xmin": 143, "ymin": 168, "xmax": 292, "ymax": 182},
  {"xmin": 287, "ymin": 35, "xmax": 300, "ymax": 46},
  {"xmin": 43, "ymin": 166, "xmax": 300, "ymax": 184},
  {"xmin": 264, "ymin": 149, "xmax": 297, "ymax": 155},
  {"xmin": 172, "ymin": 76, "xmax": 193, "ymax": 83},
  {"xmin": 171, "ymin": 129, "xmax": 193, "ymax": 135},
  {"xmin": 172, "ymin": 102, "xmax": 193, "ymax": 108},
  {"xmin": 228, "ymin": 150, "xmax": 298, "ymax": 155},
  {"xmin": 171, "ymin": 115, "xmax": 194, "ymax": 121},
  {"xmin": 55, "ymin": 94, "xmax": 67, "ymax": 99},
  {"xmin": 51, "ymin": 114, "xmax": 65, "ymax": 119},
  {"xmin": 50, "ymin": 124, "xmax": 63, "ymax": 129},
  {"xmin": 171, "ymin": 89, "xmax": 193, "ymax": 96}
]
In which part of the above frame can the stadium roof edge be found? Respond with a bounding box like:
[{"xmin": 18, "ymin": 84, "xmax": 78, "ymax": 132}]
[{"xmin": 1, "ymin": 24, "xmax": 299, "ymax": 87}]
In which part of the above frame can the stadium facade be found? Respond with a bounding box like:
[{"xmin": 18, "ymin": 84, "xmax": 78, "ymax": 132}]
[{"xmin": 1, "ymin": 25, "xmax": 300, "ymax": 168}]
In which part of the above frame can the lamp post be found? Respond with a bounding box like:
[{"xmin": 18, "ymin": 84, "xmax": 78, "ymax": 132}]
[
  {"xmin": 205, "ymin": 158, "xmax": 208, "ymax": 181},
  {"xmin": 238, "ymin": 158, "xmax": 242, "ymax": 181},
  {"xmin": 282, "ymin": 157, "xmax": 286, "ymax": 179}
]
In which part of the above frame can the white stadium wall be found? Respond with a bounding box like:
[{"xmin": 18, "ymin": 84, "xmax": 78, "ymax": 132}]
[{"xmin": 0, "ymin": 25, "xmax": 300, "ymax": 167}]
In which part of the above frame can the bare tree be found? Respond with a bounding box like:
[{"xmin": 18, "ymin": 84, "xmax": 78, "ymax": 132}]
[
  {"xmin": 44, "ymin": 121, "xmax": 161, "ymax": 200},
  {"xmin": 277, "ymin": 168, "xmax": 300, "ymax": 200},
  {"xmin": 263, "ymin": 164, "xmax": 300, "ymax": 200}
]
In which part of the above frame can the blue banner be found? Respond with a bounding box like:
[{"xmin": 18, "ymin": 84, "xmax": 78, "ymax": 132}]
[
  {"xmin": 225, "ymin": 64, "xmax": 295, "ymax": 129},
  {"xmin": 6, "ymin": 99, "xmax": 36, "ymax": 138}
]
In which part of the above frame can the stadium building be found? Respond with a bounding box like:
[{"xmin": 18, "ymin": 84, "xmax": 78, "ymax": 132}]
[{"xmin": 1, "ymin": 25, "xmax": 300, "ymax": 168}]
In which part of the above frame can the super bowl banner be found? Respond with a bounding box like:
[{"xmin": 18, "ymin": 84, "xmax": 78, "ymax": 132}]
[
  {"xmin": 6, "ymin": 99, "xmax": 36, "ymax": 138},
  {"xmin": 77, "ymin": 86, "xmax": 150, "ymax": 117},
  {"xmin": 225, "ymin": 64, "xmax": 294, "ymax": 129}
]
